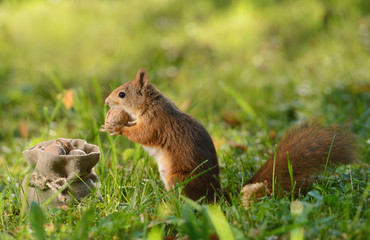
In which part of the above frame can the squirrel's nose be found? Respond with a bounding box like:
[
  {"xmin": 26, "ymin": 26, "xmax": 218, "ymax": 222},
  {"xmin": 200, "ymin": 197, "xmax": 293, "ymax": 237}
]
[{"xmin": 105, "ymin": 98, "xmax": 109, "ymax": 106}]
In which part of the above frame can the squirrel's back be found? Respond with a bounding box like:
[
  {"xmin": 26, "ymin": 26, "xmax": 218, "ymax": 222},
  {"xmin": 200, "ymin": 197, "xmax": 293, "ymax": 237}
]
[
  {"xmin": 144, "ymin": 86, "xmax": 220, "ymax": 201},
  {"xmin": 246, "ymin": 122, "xmax": 358, "ymax": 195}
]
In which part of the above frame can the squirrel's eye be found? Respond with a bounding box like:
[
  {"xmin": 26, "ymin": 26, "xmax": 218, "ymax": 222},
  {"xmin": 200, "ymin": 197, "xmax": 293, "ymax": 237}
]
[{"xmin": 118, "ymin": 92, "xmax": 126, "ymax": 98}]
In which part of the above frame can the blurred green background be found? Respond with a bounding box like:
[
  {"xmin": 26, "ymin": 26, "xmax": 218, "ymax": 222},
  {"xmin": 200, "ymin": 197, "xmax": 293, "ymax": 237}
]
[
  {"xmin": 0, "ymin": 0, "xmax": 369, "ymax": 161},
  {"xmin": 0, "ymin": 0, "xmax": 369, "ymax": 238}
]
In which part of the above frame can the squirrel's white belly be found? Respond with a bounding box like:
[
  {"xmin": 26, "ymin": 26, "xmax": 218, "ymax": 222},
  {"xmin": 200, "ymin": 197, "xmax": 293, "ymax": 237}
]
[{"xmin": 142, "ymin": 146, "xmax": 169, "ymax": 189}]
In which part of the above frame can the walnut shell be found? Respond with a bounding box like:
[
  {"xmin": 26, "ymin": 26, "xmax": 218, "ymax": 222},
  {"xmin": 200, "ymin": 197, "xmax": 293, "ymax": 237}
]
[
  {"xmin": 105, "ymin": 108, "xmax": 130, "ymax": 126},
  {"xmin": 44, "ymin": 145, "xmax": 66, "ymax": 155},
  {"xmin": 69, "ymin": 149, "xmax": 86, "ymax": 156},
  {"xmin": 54, "ymin": 138, "xmax": 73, "ymax": 154}
]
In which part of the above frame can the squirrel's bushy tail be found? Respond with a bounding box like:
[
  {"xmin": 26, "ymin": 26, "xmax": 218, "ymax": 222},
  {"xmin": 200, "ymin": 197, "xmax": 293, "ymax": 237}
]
[{"xmin": 245, "ymin": 122, "xmax": 358, "ymax": 195}]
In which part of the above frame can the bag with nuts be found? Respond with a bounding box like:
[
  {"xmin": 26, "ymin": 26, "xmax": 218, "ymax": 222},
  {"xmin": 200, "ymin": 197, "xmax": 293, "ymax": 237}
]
[{"xmin": 20, "ymin": 138, "xmax": 101, "ymax": 207}]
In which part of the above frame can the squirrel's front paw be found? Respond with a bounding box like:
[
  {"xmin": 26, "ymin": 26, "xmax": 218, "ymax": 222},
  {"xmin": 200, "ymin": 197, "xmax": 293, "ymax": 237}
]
[{"xmin": 100, "ymin": 122, "xmax": 122, "ymax": 136}]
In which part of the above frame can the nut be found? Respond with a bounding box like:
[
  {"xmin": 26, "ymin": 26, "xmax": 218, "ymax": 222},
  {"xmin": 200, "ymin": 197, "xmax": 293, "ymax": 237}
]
[
  {"xmin": 69, "ymin": 149, "xmax": 86, "ymax": 156},
  {"xmin": 44, "ymin": 145, "xmax": 66, "ymax": 155},
  {"xmin": 54, "ymin": 138, "xmax": 73, "ymax": 154},
  {"xmin": 105, "ymin": 108, "xmax": 130, "ymax": 126}
]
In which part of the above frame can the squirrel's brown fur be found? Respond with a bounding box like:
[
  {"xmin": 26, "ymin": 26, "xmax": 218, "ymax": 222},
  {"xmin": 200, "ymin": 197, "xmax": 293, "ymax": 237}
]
[
  {"xmin": 102, "ymin": 69, "xmax": 358, "ymax": 202},
  {"xmin": 245, "ymin": 122, "xmax": 358, "ymax": 195}
]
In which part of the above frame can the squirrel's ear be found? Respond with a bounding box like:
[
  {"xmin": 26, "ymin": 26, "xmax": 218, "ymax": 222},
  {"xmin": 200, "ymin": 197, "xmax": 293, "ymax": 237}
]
[{"xmin": 135, "ymin": 68, "xmax": 149, "ymax": 90}]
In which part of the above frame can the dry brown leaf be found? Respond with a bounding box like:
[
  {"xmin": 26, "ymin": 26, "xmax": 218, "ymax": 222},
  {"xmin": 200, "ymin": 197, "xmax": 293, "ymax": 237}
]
[
  {"xmin": 57, "ymin": 89, "xmax": 74, "ymax": 110},
  {"xmin": 209, "ymin": 233, "xmax": 220, "ymax": 240},
  {"xmin": 212, "ymin": 137, "xmax": 226, "ymax": 149},
  {"xmin": 19, "ymin": 120, "xmax": 27, "ymax": 139},
  {"xmin": 269, "ymin": 129, "xmax": 276, "ymax": 140},
  {"xmin": 179, "ymin": 99, "xmax": 192, "ymax": 112},
  {"xmin": 44, "ymin": 223, "xmax": 55, "ymax": 233},
  {"xmin": 228, "ymin": 141, "xmax": 247, "ymax": 152},
  {"xmin": 222, "ymin": 111, "xmax": 242, "ymax": 127},
  {"xmin": 60, "ymin": 204, "xmax": 69, "ymax": 211},
  {"xmin": 351, "ymin": 83, "xmax": 370, "ymax": 94}
]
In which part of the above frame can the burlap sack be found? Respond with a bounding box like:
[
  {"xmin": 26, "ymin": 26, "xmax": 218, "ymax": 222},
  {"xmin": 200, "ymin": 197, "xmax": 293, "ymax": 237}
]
[{"xmin": 20, "ymin": 139, "xmax": 101, "ymax": 206}]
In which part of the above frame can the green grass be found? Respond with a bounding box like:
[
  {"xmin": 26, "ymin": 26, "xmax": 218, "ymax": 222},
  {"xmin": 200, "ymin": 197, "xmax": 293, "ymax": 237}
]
[{"xmin": 0, "ymin": 0, "xmax": 369, "ymax": 239}]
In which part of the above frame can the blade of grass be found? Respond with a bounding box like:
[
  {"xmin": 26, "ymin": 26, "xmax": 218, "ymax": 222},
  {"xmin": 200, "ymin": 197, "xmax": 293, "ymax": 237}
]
[
  {"xmin": 272, "ymin": 144, "xmax": 277, "ymax": 196},
  {"xmin": 50, "ymin": 91, "xmax": 65, "ymax": 122},
  {"xmin": 322, "ymin": 134, "xmax": 335, "ymax": 186},
  {"xmin": 206, "ymin": 205, "xmax": 234, "ymax": 240},
  {"xmin": 147, "ymin": 226, "xmax": 163, "ymax": 240},
  {"xmin": 353, "ymin": 182, "xmax": 370, "ymax": 223},
  {"xmin": 219, "ymin": 82, "xmax": 256, "ymax": 120},
  {"xmin": 287, "ymin": 151, "xmax": 296, "ymax": 201},
  {"xmin": 48, "ymin": 72, "xmax": 65, "ymax": 92},
  {"xmin": 41, "ymin": 180, "xmax": 73, "ymax": 207},
  {"xmin": 72, "ymin": 207, "xmax": 95, "ymax": 240},
  {"xmin": 29, "ymin": 202, "xmax": 46, "ymax": 240}
]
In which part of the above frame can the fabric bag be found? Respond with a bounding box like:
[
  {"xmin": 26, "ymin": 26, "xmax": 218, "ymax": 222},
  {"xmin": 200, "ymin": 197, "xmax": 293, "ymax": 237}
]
[{"xmin": 20, "ymin": 139, "xmax": 101, "ymax": 206}]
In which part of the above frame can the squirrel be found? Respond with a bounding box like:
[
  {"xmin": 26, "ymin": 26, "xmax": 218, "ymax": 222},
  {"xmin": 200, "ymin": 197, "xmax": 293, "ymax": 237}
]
[
  {"xmin": 101, "ymin": 69, "xmax": 358, "ymax": 203},
  {"xmin": 101, "ymin": 69, "xmax": 221, "ymax": 202}
]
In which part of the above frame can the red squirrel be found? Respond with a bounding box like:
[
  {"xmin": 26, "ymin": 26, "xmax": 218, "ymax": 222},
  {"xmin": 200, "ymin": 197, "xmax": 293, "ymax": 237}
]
[
  {"xmin": 101, "ymin": 69, "xmax": 221, "ymax": 201},
  {"xmin": 101, "ymin": 69, "xmax": 358, "ymax": 203}
]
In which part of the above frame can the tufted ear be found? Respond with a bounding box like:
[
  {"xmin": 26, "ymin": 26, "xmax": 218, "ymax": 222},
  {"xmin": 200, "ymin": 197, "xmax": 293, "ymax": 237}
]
[{"xmin": 135, "ymin": 68, "xmax": 149, "ymax": 91}]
